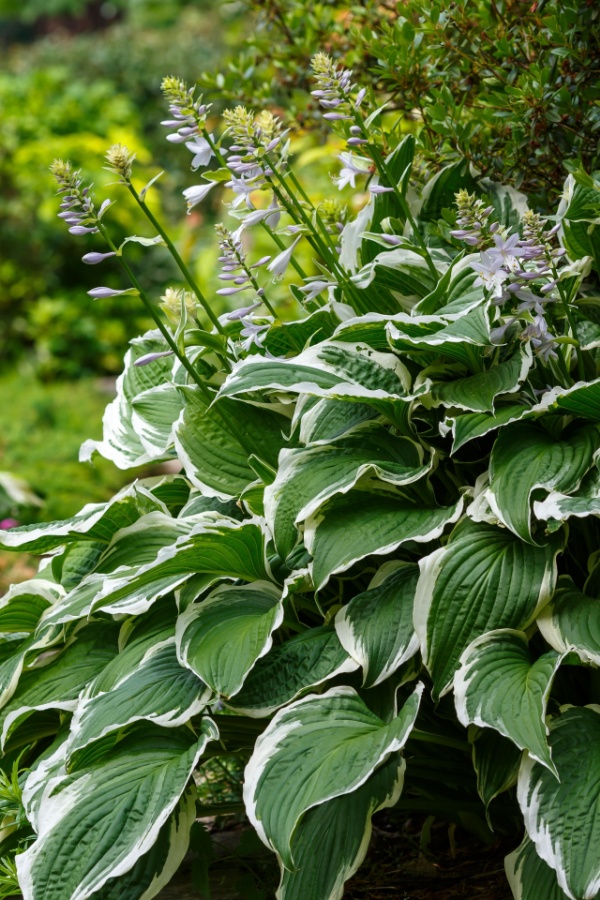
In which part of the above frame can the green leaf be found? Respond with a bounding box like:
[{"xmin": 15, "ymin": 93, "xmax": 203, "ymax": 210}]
[
  {"xmin": 219, "ymin": 341, "xmax": 412, "ymax": 412},
  {"xmin": 488, "ymin": 423, "xmax": 598, "ymax": 543},
  {"xmin": 387, "ymin": 303, "xmax": 492, "ymax": 368},
  {"xmin": 353, "ymin": 248, "xmax": 438, "ymax": 307},
  {"xmin": 413, "ymin": 254, "xmax": 483, "ymax": 316},
  {"xmin": 95, "ymin": 788, "xmax": 197, "ymax": 900},
  {"xmin": 538, "ymin": 582, "xmax": 600, "ymax": 666},
  {"xmin": 131, "ymin": 383, "xmax": 183, "ymax": 458},
  {"xmin": 414, "ymin": 520, "xmax": 558, "ymax": 699},
  {"xmin": 80, "ymin": 337, "xmax": 177, "ymax": 469},
  {"xmin": 177, "ymin": 581, "xmax": 283, "ymax": 697},
  {"xmin": 17, "ymin": 721, "xmax": 218, "ymax": 900},
  {"xmin": 67, "ymin": 640, "xmax": 210, "ymax": 756},
  {"xmin": 472, "ymin": 728, "xmax": 521, "ymax": 814},
  {"xmin": 534, "ymin": 464, "xmax": 600, "ymax": 526},
  {"xmin": 244, "ymin": 684, "xmax": 422, "ymax": 870},
  {"xmin": 264, "ymin": 425, "xmax": 430, "ymax": 559},
  {"xmin": 518, "ymin": 705, "xmax": 600, "ymax": 900},
  {"xmin": 455, "ymin": 630, "xmax": 562, "ymax": 773},
  {"xmin": 418, "ymin": 160, "xmax": 477, "ymax": 222},
  {"xmin": 0, "ymin": 626, "xmax": 119, "ymax": 748},
  {"xmin": 263, "ymin": 308, "xmax": 339, "ymax": 356},
  {"xmin": 306, "ymin": 491, "xmax": 463, "ymax": 591},
  {"xmin": 228, "ymin": 627, "xmax": 357, "ymax": 717},
  {"xmin": 296, "ymin": 398, "xmax": 376, "ymax": 445},
  {"xmin": 335, "ymin": 562, "xmax": 419, "ymax": 687},
  {"xmin": 429, "ymin": 346, "xmax": 532, "ymax": 413},
  {"xmin": 0, "ymin": 483, "xmax": 165, "ymax": 554},
  {"xmin": 174, "ymin": 386, "xmax": 286, "ymax": 500},
  {"xmin": 533, "ymin": 378, "xmax": 600, "ymax": 421},
  {"xmin": 278, "ymin": 755, "xmax": 405, "ymax": 900},
  {"xmin": 88, "ymin": 517, "xmax": 271, "ymax": 618},
  {"xmin": 505, "ymin": 836, "xmax": 571, "ymax": 900},
  {"xmin": 444, "ymin": 404, "xmax": 530, "ymax": 454}
]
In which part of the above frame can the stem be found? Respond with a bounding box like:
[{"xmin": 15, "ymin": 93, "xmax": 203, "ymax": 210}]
[
  {"xmin": 127, "ymin": 183, "xmax": 224, "ymax": 334},
  {"xmin": 551, "ymin": 260, "xmax": 585, "ymax": 380},
  {"xmin": 361, "ymin": 128, "xmax": 439, "ymax": 280},
  {"xmin": 97, "ymin": 223, "xmax": 254, "ymax": 455},
  {"xmin": 201, "ymin": 127, "xmax": 308, "ymax": 280}
]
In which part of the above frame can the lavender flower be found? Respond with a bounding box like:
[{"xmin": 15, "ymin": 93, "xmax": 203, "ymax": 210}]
[
  {"xmin": 488, "ymin": 233, "xmax": 527, "ymax": 272},
  {"xmin": 82, "ymin": 251, "xmax": 116, "ymax": 265},
  {"xmin": 88, "ymin": 287, "xmax": 134, "ymax": 299},
  {"xmin": 267, "ymin": 236, "xmax": 301, "ymax": 278},
  {"xmin": 311, "ymin": 52, "xmax": 366, "ymax": 122},
  {"xmin": 334, "ymin": 152, "xmax": 373, "ymax": 190},
  {"xmin": 183, "ymin": 181, "xmax": 216, "ymax": 212},
  {"xmin": 185, "ymin": 135, "xmax": 215, "ymax": 170},
  {"xmin": 50, "ymin": 160, "xmax": 99, "ymax": 236},
  {"xmin": 450, "ymin": 190, "xmax": 495, "ymax": 248},
  {"xmin": 161, "ymin": 76, "xmax": 211, "ymax": 145},
  {"xmin": 471, "ymin": 252, "xmax": 509, "ymax": 299}
]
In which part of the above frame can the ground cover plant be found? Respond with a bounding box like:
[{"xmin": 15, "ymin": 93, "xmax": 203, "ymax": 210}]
[{"xmin": 1, "ymin": 45, "xmax": 600, "ymax": 900}]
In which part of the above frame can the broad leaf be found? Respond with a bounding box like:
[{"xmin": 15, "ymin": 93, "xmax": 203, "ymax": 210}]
[
  {"xmin": 67, "ymin": 640, "xmax": 210, "ymax": 755},
  {"xmin": 538, "ymin": 582, "xmax": 600, "ymax": 666},
  {"xmin": 505, "ymin": 836, "xmax": 571, "ymax": 900},
  {"xmin": 487, "ymin": 423, "xmax": 598, "ymax": 543},
  {"xmin": 17, "ymin": 721, "xmax": 218, "ymax": 900},
  {"xmin": 177, "ymin": 581, "xmax": 283, "ymax": 697},
  {"xmin": 174, "ymin": 386, "xmax": 286, "ymax": 499},
  {"xmin": 518, "ymin": 705, "xmax": 600, "ymax": 900},
  {"xmin": 244, "ymin": 684, "xmax": 423, "ymax": 869},
  {"xmin": 306, "ymin": 491, "xmax": 462, "ymax": 591},
  {"xmin": 534, "ymin": 465, "xmax": 600, "ymax": 526},
  {"xmin": 414, "ymin": 520, "xmax": 558, "ymax": 699},
  {"xmin": 229, "ymin": 627, "xmax": 357, "ymax": 717},
  {"xmin": 278, "ymin": 754, "xmax": 405, "ymax": 900},
  {"xmin": 264, "ymin": 425, "xmax": 430, "ymax": 558},
  {"xmin": 296, "ymin": 397, "xmax": 376, "ymax": 445},
  {"xmin": 472, "ymin": 728, "xmax": 521, "ymax": 814},
  {"xmin": 130, "ymin": 383, "xmax": 182, "ymax": 458},
  {"xmin": 429, "ymin": 346, "xmax": 532, "ymax": 413},
  {"xmin": 387, "ymin": 302, "xmax": 491, "ymax": 368},
  {"xmin": 335, "ymin": 562, "xmax": 419, "ymax": 687},
  {"xmin": 455, "ymin": 629, "xmax": 562, "ymax": 772}
]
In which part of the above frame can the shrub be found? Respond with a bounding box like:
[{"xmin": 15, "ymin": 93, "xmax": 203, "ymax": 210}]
[{"xmin": 1, "ymin": 51, "xmax": 600, "ymax": 900}]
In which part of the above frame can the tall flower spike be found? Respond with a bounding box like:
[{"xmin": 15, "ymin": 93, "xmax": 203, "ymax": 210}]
[
  {"xmin": 215, "ymin": 223, "xmax": 269, "ymax": 300},
  {"xmin": 105, "ymin": 144, "xmax": 135, "ymax": 184},
  {"xmin": 450, "ymin": 190, "xmax": 496, "ymax": 247},
  {"xmin": 223, "ymin": 105, "xmax": 288, "ymax": 201},
  {"xmin": 311, "ymin": 52, "xmax": 356, "ymax": 121},
  {"xmin": 161, "ymin": 76, "xmax": 211, "ymax": 145},
  {"xmin": 50, "ymin": 159, "xmax": 99, "ymax": 235}
]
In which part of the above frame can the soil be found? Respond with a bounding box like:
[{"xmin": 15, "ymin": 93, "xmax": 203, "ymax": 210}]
[{"xmin": 157, "ymin": 813, "xmax": 514, "ymax": 900}]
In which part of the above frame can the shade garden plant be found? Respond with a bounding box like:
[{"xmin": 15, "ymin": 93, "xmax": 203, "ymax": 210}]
[{"xmin": 2, "ymin": 52, "xmax": 600, "ymax": 900}]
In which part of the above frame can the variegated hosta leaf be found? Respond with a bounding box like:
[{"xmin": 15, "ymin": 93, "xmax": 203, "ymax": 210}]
[
  {"xmin": 414, "ymin": 520, "xmax": 558, "ymax": 699},
  {"xmin": 534, "ymin": 464, "xmax": 600, "ymax": 526},
  {"xmin": 67, "ymin": 640, "xmax": 210, "ymax": 756},
  {"xmin": 472, "ymin": 728, "xmax": 521, "ymax": 814},
  {"xmin": 386, "ymin": 302, "xmax": 492, "ymax": 368},
  {"xmin": 130, "ymin": 383, "xmax": 183, "ymax": 459},
  {"xmin": 487, "ymin": 423, "xmax": 598, "ymax": 543},
  {"xmin": 174, "ymin": 386, "xmax": 286, "ymax": 500},
  {"xmin": 278, "ymin": 754, "xmax": 405, "ymax": 900},
  {"xmin": 0, "ymin": 579, "xmax": 61, "ymax": 637},
  {"xmin": 306, "ymin": 491, "xmax": 463, "ymax": 591},
  {"xmin": 443, "ymin": 404, "xmax": 530, "ymax": 454},
  {"xmin": 228, "ymin": 627, "xmax": 358, "ymax": 717},
  {"xmin": 518, "ymin": 705, "xmax": 600, "ymax": 900},
  {"xmin": 537, "ymin": 582, "xmax": 600, "ymax": 666},
  {"xmin": 176, "ymin": 581, "xmax": 282, "ymax": 697},
  {"xmin": 0, "ymin": 483, "xmax": 165, "ymax": 554},
  {"xmin": 244, "ymin": 684, "xmax": 423, "ymax": 870},
  {"xmin": 429, "ymin": 346, "xmax": 532, "ymax": 413},
  {"xmin": 218, "ymin": 340, "xmax": 412, "ymax": 410},
  {"xmin": 0, "ymin": 625, "xmax": 119, "ymax": 748},
  {"xmin": 505, "ymin": 836, "xmax": 572, "ymax": 900},
  {"xmin": 17, "ymin": 720, "xmax": 218, "ymax": 900},
  {"xmin": 296, "ymin": 397, "xmax": 376, "ymax": 446},
  {"xmin": 264, "ymin": 425, "xmax": 430, "ymax": 559},
  {"xmin": 96, "ymin": 788, "xmax": 197, "ymax": 900},
  {"xmin": 335, "ymin": 561, "xmax": 419, "ymax": 688},
  {"xmin": 80, "ymin": 335, "xmax": 178, "ymax": 469},
  {"xmin": 352, "ymin": 247, "xmax": 438, "ymax": 307},
  {"xmin": 455, "ymin": 629, "xmax": 562, "ymax": 772},
  {"xmin": 413, "ymin": 253, "xmax": 482, "ymax": 316},
  {"xmin": 79, "ymin": 516, "xmax": 269, "ymax": 620},
  {"xmin": 263, "ymin": 307, "xmax": 340, "ymax": 356}
]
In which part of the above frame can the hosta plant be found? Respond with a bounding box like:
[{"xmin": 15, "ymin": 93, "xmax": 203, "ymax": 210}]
[{"xmin": 2, "ymin": 56, "xmax": 600, "ymax": 900}]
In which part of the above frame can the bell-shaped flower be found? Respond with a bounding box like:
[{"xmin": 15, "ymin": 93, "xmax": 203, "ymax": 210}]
[
  {"xmin": 267, "ymin": 236, "xmax": 301, "ymax": 279},
  {"xmin": 183, "ymin": 181, "xmax": 216, "ymax": 212},
  {"xmin": 185, "ymin": 135, "xmax": 215, "ymax": 170}
]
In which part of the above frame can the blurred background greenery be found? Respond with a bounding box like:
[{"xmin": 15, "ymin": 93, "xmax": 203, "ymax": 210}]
[{"xmin": 0, "ymin": 0, "xmax": 598, "ymax": 554}]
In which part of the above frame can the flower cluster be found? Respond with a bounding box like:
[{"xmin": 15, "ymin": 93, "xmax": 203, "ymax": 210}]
[
  {"xmin": 215, "ymin": 224, "xmax": 271, "ymax": 351},
  {"xmin": 105, "ymin": 144, "xmax": 136, "ymax": 184},
  {"xmin": 161, "ymin": 76, "xmax": 211, "ymax": 145},
  {"xmin": 450, "ymin": 190, "xmax": 496, "ymax": 246},
  {"xmin": 452, "ymin": 193, "xmax": 570, "ymax": 361},
  {"xmin": 50, "ymin": 160, "xmax": 106, "ymax": 236},
  {"xmin": 221, "ymin": 106, "xmax": 288, "ymax": 210},
  {"xmin": 311, "ymin": 52, "xmax": 366, "ymax": 122}
]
